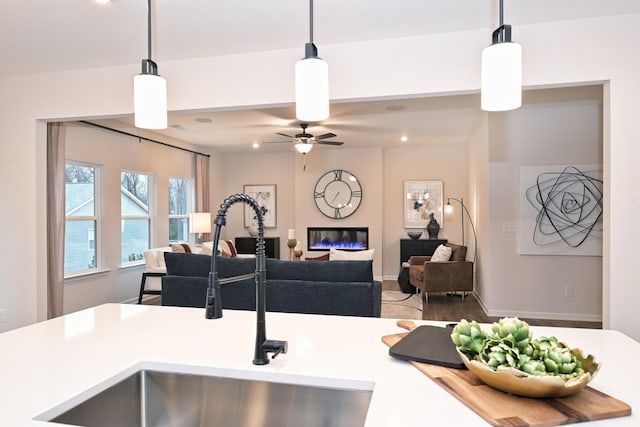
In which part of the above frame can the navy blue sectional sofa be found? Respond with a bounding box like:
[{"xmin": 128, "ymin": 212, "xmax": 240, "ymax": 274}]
[{"xmin": 161, "ymin": 252, "xmax": 382, "ymax": 317}]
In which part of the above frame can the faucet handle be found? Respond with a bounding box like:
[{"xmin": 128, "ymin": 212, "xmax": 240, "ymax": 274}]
[{"xmin": 263, "ymin": 339, "xmax": 288, "ymax": 360}]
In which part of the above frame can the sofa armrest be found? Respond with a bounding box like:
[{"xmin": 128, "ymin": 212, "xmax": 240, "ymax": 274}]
[
  {"xmin": 409, "ymin": 256, "xmax": 431, "ymax": 265},
  {"xmin": 372, "ymin": 280, "xmax": 382, "ymax": 318}
]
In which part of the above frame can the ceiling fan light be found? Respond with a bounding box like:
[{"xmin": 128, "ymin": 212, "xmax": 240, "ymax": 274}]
[
  {"xmin": 481, "ymin": 41, "xmax": 522, "ymax": 112},
  {"xmin": 295, "ymin": 142, "xmax": 313, "ymax": 154},
  {"xmin": 134, "ymin": 72, "xmax": 167, "ymax": 129},
  {"xmin": 295, "ymin": 57, "xmax": 329, "ymax": 122}
]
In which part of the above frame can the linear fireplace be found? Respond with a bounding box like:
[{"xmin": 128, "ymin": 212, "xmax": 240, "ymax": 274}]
[{"xmin": 307, "ymin": 227, "xmax": 369, "ymax": 251}]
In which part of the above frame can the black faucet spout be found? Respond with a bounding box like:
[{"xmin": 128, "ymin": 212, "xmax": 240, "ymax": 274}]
[{"xmin": 205, "ymin": 193, "xmax": 288, "ymax": 365}]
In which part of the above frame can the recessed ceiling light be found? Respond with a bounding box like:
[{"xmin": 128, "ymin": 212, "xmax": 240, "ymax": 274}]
[
  {"xmin": 386, "ymin": 104, "xmax": 406, "ymax": 112},
  {"xmin": 170, "ymin": 124, "xmax": 185, "ymax": 130},
  {"xmin": 194, "ymin": 117, "xmax": 212, "ymax": 123},
  {"xmin": 400, "ymin": 136, "xmax": 408, "ymax": 142},
  {"xmin": 252, "ymin": 143, "xmax": 260, "ymax": 149}
]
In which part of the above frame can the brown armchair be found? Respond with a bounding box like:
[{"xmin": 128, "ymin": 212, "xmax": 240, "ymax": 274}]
[{"xmin": 408, "ymin": 243, "xmax": 473, "ymax": 304}]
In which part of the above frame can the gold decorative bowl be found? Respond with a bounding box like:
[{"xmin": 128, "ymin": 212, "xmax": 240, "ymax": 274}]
[{"xmin": 457, "ymin": 348, "xmax": 601, "ymax": 398}]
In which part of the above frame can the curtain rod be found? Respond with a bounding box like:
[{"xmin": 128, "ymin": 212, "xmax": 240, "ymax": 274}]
[{"xmin": 78, "ymin": 120, "xmax": 211, "ymax": 158}]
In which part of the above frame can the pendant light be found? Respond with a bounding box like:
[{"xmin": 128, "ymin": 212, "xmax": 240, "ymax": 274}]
[
  {"xmin": 134, "ymin": 0, "xmax": 167, "ymax": 129},
  {"xmin": 481, "ymin": 0, "xmax": 522, "ymax": 112},
  {"xmin": 295, "ymin": 0, "xmax": 329, "ymax": 122}
]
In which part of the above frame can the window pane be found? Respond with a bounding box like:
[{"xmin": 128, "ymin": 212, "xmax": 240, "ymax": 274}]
[
  {"xmin": 121, "ymin": 171, "xmax": 151, "ymax": 263},
  {"xmin": 169, "ymin": 178, "xmax": 188, "ymax": 215},
  {"xmin": 169, "ymin": 217, "xmax": 189, "ymax": 244},
  {"xmin": 66, "ymin": 164, "xmax": 95, "ymax": 217},
  {"xmin": 121, "ymin": 172, "xmax": 149, "ymax": 214},
  {"xmin": 64, "ymin": 220, "xmax": 97, "ymax": 273},
  {"xmin": 121, "ymin": 219, "xmax": 149, "ymax": 263}
]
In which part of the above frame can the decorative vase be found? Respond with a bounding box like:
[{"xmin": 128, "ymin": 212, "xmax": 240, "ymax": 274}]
[
  {"xmin": 426, "ymin": 213, "xmax": 440, "ymax": 239},
  {"xmin": 248, "ymin": 220, "xmax": 259, "ymax": 237}
]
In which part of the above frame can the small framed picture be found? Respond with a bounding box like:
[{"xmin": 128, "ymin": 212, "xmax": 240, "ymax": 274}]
[
  {"xmin": 403, "ymin": 180, "xmax": 443, "ymax": 228},
  {"xmin": 243, "ymin": 184, "xmax": 277, "ymax": 228}
]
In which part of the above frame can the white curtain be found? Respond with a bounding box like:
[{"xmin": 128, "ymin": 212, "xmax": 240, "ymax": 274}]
[
  {"xmin": 47, "ymin": 123, "xmax": 65, "ymax": 319},
  {"xmin": 194, "ymin": 154, "xmax": 211, "ymax": 241}
]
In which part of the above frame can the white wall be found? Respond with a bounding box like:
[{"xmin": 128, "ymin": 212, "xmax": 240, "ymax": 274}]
[
  {"xmin": 480, "ymin": 99, "xmax": 603, "ymax": 321},
  {"xmin": 1, "ymin": 14, "xmax": 639, "ymax": 340}
]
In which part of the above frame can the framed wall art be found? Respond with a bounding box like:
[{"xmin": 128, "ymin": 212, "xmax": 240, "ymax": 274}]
[
  {"xmin": 518, "ymin": 165, "xmax": 602, "ymax": 256},
  {"xmin": 403, "ymin": 180, "xmax": 443, "ymax": 228},
  {"xmin": 243, "ymin": 184, "xmax": 277, "ymax": 228}
]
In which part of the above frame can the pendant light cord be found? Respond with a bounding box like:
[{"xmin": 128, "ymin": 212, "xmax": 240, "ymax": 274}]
[
  {"xmin": 499, "ymin": 0, "xmax": 504, "ymax": 26},
  {"xmin": 309, "ymin": 0, "xmax": 314, "ymax": 43},
  {"xmin": 147, "ymin": 0, "xmax": 152, "ymax": 60}
]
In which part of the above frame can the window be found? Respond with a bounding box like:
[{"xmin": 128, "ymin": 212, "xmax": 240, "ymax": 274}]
[
  {"xmin": 64, "ymin": 162, "xmax": 100, "ymax": 275},
  {"xmin": 121, "ymin": 171, "xmax": 151, "ymax": 265},
  {"xmin": 168, "ymin": 177, "xmax": 191, "ymax": 244}
]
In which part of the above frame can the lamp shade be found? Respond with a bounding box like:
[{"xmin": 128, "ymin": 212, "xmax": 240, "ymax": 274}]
[
  {"xmin": 295, "ymin": 142, "xmax": 313, "ymax": 154},
  {"xmin": 481, "ymin": 42, "xmax": 522, "ymax": 111},
  {"xmin": 134, "ymin": 73, "xmax": 167, "ymax": 129},
  {"xmin": 295, "ymin": 57, "xmax": 329, "ymax": 122},
  {"xmin": 190, "ymin": 212, "xmax": 211, "ymax": 234}
]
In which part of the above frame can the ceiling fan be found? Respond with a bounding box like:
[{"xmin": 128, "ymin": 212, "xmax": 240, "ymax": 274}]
[{"xmin": 264, "ymin": 123, "xmax": 344, "ymax": 154}]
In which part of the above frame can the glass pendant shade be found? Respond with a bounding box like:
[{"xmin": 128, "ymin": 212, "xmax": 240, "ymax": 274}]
[
  {"xmin": 295, "ymin": 57, "xmax": 329, "ymax": 122},
  {"xmin": 481, "ymin": 42, "xmax": 522, "ymax": 111},
  {"xmin": 295, "ymin": 142, "xmax": 313, "ymax": 154},
  {"xmin": 134, "ymin": 73, "xmax": 167, "ymax": 129}
]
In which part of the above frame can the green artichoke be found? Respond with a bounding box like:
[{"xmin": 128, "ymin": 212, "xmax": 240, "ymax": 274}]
[
  {"xmin": 490, "ymin": 317, "xmax": 532, "ymax": 353},
  {"xmin": 479, "ymin": 338, "xmax": 520, "ymax": 370},
  {"xmin": 531, "ymin": 336, "xmax": 584, "ymax": 378},
  {"xmin": 451, "ymin": 319, "xmax": 487, "ymax": 356}
]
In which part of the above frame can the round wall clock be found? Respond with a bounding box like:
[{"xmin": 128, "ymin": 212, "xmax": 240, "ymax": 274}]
[{"xmin": 313, "ymin": 169, "xmax": 362, "ymax": 219}]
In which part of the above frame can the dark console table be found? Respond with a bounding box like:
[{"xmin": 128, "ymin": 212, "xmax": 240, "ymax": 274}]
[
  {"xmin": 235, "ymin": 237, "xmax": 280, "ymax": 259},
  {"xmin": 398, "ymin": 238, "xmax": 448, "ymax": 293}
]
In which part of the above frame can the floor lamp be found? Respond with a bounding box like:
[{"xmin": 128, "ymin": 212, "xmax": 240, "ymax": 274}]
[{"xmin": 445, "ymin": 197, "xmax": 477, "ymax": 263}]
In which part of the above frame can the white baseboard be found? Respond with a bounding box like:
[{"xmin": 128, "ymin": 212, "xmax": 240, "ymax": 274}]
[
  {"xmin": 382, "ymin": 275, "xmax": 399, "ymax": 281},
  {"xmin": 475, "ymin": 295, "xmax": 602, "ymax": 322}
]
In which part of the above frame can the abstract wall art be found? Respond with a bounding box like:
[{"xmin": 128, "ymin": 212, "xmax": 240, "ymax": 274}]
[{"xmin": 518, "ymin": 165, "xmax": 603, "ymax": 256}]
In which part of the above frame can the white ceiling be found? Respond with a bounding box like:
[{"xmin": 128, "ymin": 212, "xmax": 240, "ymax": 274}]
[{"xmin": 1, "ymin": 0, "xmax": 627, "ymax": 152}]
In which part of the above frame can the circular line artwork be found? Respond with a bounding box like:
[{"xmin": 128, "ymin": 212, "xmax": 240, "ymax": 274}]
[{"xmin": 525, "ymin": 166, "xmax": 603, "ymax": 248}]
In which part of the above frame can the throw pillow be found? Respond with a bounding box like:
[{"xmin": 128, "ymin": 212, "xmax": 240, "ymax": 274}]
[
  {"xmin": 329, "ymin": 248, "xmax": 375, "ymax": 261},
  {"xmin": 171, "ymin": 243, "xmax": 192, "ymax": 253},
  {"xmin": 430, "ymin": 244, "xmax": 452, "ymax": 262},
  {"xmin": 199, "ymin": 244, "xmax": 213, "ymax": 255},
  {"xmin": 171, "ymin": 244, "xmax": 186, "ymax": 253}
]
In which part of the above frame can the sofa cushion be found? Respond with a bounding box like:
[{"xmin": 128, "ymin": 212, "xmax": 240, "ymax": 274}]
[
  {"xmin": 266, "ymin": 258, "xmax": 373, "ymax": 282},
  {"xmin": 164, "ymin": 252, "xmax": 256, "ymax": 278}
]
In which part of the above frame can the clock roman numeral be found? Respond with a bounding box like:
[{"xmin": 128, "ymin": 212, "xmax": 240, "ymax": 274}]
[
  {"xmin": 334, "ymin": 208, "xmax": 341, "ymax": 218},
  {"xmin": 352, "ymin": 190, "xmax": 362, "ymax": 198},
  {"xmin": 314, "ymin": 191, "xmax": 324, "ymax": 198},
  {"xmin": 333, "ymin": 170, "xmax": 342, "ymax": 181}
]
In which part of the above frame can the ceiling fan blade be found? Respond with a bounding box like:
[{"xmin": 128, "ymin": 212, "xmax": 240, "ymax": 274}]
[
  {"xmin": 276, "ymin": 132, "xmax": 295, "ymax": 138},
  {"xmin": 262, "ymin": 140, "xmax": 293, "ymax": 144},
  {"xmin": 314, "ymin": 132, "xmax": 337, "ymax": 140},
  {"xmin": 317, "ymin": 140, "xmax": 344, "ymax": 146}
]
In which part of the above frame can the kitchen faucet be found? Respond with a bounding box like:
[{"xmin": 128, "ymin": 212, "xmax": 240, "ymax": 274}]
[{"xmin": 205, "ymin": 193, "xmax": 288, "ymax": 365}]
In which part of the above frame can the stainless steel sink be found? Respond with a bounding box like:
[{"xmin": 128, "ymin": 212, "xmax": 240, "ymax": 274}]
[{"xmin": 39, "ymin": 368, "xmax": 373, "ymax": 427}]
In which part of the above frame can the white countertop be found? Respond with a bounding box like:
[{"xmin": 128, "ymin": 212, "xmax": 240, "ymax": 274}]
[{"xmin": 0, "ymin": 304, "xmax": 637, "ymax": 426}]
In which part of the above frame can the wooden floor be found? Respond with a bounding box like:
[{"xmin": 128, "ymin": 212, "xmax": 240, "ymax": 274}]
[{"xmin": 382, "ymin": 281, "xmax": 602, "ymax": 329}]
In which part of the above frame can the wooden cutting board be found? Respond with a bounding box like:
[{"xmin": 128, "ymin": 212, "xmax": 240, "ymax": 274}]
[{"xmin": 382, "ymin": 320, "xmax": 632, "ymax": 427}]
